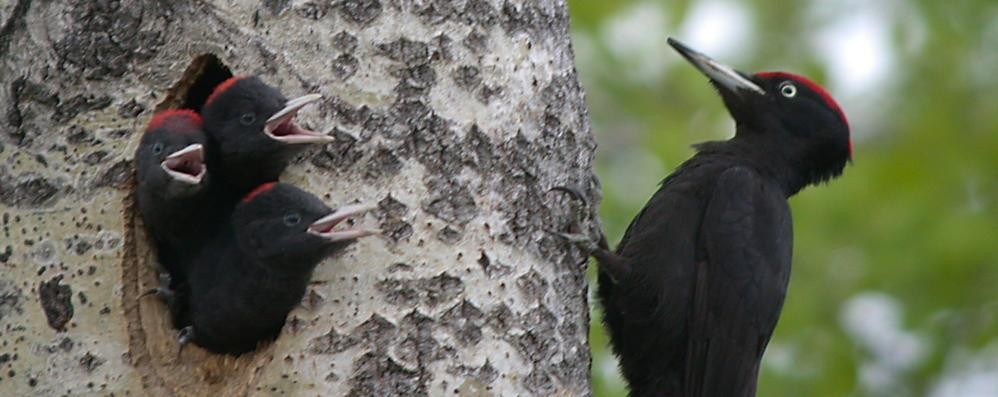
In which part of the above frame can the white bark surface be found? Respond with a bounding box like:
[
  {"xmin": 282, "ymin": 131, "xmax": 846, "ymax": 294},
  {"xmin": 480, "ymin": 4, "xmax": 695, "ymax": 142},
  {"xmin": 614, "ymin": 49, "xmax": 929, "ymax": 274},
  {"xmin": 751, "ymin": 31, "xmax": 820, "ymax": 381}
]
[{"xmin": 0, "ymin": 0, "xmax": 598, "ymax": 395}]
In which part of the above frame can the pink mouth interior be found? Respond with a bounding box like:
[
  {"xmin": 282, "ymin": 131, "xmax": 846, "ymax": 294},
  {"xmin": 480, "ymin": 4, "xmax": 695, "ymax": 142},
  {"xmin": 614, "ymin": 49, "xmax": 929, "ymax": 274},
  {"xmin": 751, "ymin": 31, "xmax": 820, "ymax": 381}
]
[
  {"xmin": 271, "ymin": 117, "xmax": 304, "ymax": 137},
  {"xmin": 164, "ymin": 156, "xmax": 203, "ymax": 177}
]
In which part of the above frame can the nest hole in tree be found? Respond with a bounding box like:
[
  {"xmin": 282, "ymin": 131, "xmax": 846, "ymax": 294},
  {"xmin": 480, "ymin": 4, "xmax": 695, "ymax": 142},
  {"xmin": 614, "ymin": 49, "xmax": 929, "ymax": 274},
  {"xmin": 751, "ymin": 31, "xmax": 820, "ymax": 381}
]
[{"xmin": 155, "ymin": 54, "xmax": 233, "ymax": 113}]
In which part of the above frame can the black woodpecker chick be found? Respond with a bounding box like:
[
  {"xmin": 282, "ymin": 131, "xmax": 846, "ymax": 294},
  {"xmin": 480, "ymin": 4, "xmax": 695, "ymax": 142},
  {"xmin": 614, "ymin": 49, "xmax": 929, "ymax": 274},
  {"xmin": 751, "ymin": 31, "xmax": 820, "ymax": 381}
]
[
  {"xmin": 201, "ymin": 75, "xmax": 331, "ymax": 195},
  {"xmin": 586, "ymin": 38, "xmax": 852, "ymax": 397},
  {"xmin": 183, "ymin": 182, "xmax": 379, "ymax": 355},
  {"xmin": 135, "ymin": 110, "xmax": 211, "ymax": 323}
]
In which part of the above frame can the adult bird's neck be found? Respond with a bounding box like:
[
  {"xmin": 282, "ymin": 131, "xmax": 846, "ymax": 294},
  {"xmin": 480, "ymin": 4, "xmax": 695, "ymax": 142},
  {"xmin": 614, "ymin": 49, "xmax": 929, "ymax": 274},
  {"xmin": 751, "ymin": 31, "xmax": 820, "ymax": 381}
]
[{"xmin": 693, "ymin": 133, "xmax": 810, "ymax": 197}]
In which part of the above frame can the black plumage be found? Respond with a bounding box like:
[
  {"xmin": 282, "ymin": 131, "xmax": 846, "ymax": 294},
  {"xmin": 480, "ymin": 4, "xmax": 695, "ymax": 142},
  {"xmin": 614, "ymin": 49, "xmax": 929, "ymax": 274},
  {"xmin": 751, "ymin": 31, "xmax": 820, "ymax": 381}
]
[
  {"xmin": 182, "ymin": 182, "xmax": 378, "ymax": 355},
  {"xmin": 201, "ymin": 75, "xmax": 330, "ymax": 197},
  {"xmin": 135, "ymin": 110, "xmax": 213, "ymax": 326},
  {"xmin": 585, "ymin": 38, "xmax": 852, "ymax": 397}
]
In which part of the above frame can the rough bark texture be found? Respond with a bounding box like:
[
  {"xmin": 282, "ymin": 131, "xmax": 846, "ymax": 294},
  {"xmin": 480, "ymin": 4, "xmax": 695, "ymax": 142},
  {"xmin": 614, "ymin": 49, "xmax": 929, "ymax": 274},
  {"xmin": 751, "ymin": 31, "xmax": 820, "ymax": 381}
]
[{"xmin": 0, "ymin": 0, "xmax": 598, "ymax": 395}]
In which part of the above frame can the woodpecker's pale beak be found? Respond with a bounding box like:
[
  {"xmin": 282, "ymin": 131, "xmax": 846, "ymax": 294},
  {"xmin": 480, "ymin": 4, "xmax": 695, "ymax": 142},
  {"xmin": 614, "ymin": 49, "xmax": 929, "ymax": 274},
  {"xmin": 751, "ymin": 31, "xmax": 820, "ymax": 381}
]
[
  {"xmin": 161, "ymin": 143, "xmax": 206, "ymax": 185},
  {"xmin": 668, "ymin": 37, "xmax": 765, "ymax": 96},
  {"xmin": 307, "ymin": 203, "xmax": 381, "ymax": 242},
  {"xmin": 264, "ymin": 94, "xmax": 332, "ymax": 144}
]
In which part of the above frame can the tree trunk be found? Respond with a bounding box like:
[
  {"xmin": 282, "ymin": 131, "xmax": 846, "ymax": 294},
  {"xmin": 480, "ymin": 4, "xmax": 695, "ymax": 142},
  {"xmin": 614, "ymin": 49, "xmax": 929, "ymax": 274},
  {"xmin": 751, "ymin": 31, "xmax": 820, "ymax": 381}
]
[{"xmin": 0, "ymin": 0, "xmax": 597, "ymax": 395}]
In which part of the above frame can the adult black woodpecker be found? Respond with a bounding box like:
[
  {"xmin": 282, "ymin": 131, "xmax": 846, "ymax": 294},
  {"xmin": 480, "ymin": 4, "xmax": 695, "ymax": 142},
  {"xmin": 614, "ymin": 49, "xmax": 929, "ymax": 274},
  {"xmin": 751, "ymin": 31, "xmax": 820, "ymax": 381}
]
[
  {"xmin": 135, "ymin": 109, "xmax": 211, "ymax": 324},
  {"xmin": 181, "ymin": 182, "xmax": 379, "ymax": 355},
  {"xmin": 201, "ymin": 75, "xmax": 331, "ymax": 196},
  {"xmin": 580, "ymin": 38, "xmax": 851, "ymax": 397}
]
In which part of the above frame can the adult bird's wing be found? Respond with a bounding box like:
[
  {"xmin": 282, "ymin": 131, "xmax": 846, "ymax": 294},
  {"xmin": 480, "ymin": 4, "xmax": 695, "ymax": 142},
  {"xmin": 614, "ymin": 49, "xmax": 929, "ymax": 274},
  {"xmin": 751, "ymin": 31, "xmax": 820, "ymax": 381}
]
[
  {"xmin": 597, "ymin": 176, "xmax": 706, "ymax": 395},
  {"xmin": 685, "ymin": 166, "xmax": 793, "ymax": 397}
]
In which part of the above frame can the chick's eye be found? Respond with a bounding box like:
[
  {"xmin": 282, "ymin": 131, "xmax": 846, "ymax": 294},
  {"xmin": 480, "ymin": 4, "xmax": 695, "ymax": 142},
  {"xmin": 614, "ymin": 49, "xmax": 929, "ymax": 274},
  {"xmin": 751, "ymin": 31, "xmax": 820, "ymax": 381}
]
[
  {"xmin": 152, "ymin": 143, "xmax": 163, "ymax": 154},
  {"xmin": 779, "ymin": 82, "xmax": 797, "ymax": 98},
  {"xmin": 240, "ymin": 113, "xmax": 256, "ymax": 125},
  {"xmin": 283, "ymin": 213, "xmax": 301, "ymax": 226}
]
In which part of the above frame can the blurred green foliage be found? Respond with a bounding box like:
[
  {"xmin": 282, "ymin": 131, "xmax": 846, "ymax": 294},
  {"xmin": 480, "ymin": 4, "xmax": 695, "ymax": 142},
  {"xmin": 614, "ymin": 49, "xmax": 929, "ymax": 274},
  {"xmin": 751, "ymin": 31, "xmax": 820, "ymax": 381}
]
[{"xmin": 567, "ymin": 0, "xmax": 998, "ymax": 396}]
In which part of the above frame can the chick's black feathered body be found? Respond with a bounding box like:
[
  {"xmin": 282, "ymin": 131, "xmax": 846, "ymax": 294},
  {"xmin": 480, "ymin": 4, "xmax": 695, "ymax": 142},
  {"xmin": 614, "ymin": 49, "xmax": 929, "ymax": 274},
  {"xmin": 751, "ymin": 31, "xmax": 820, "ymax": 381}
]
[
  {"xmin": 135, "ymin": 110, "xmax": 214, "ymax": 326},
  {"xmin": 185, "ymin": 182, "xmax": 375, "ymax": 355},
  {"xmin": 591, "ymin": 39, "xmax": 852, "ymax": 397},
  {"xmin": 201, "ymin": 75, "xmax": 328, "ymax": 197}
]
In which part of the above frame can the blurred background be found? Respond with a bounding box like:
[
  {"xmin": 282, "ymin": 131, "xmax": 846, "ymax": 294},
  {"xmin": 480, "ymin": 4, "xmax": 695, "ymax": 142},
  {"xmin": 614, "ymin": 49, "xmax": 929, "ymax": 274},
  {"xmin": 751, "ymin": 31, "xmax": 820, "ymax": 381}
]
[{"xmin": 566, "ymin": 0, "xmax": 998, "ymax": 396}]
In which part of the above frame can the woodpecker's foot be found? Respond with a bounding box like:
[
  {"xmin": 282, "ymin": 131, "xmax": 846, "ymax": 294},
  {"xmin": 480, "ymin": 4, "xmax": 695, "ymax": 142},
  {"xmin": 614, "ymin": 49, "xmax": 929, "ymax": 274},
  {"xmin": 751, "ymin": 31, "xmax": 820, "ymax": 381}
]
[
  {"xmin": 549, "ymin": 185, "xmax": 589, "ymax": 208},
  {"xmin": 138, "ymin": 286, "xmax": 176, "ymax": 304},
  {"xmin": 177, "ymin": 326, "xmax": 195, "ymax": 359},
  {"xmin": 556, "ymin": 232, "xmax": 602, "ymax": 254}
]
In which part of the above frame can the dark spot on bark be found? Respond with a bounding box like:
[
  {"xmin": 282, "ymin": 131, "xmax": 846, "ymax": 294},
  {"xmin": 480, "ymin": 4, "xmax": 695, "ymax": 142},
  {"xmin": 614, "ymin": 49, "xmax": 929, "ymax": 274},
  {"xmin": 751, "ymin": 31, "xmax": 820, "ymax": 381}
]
[
  {"xmin": 351, "ymin": 314, "xmax": 397, "ymax": 347},
  {"xmin": 46, "ymin": 337, "xmax": 74, "ymax": 353},
  {"xmin": 463, "ymin": 29, "xmax": 489, "ymax": 54},
  {"xmin": 500, "ymin": 0, "xmax": 564, "ymax": 40},
  {"xmin": 452, "ymin": 65, "xmax": 481, "ymax": 92},
  {"xmin": 0, "ymin": 353, "xmax": 9, "ymax": 364},
  {"xmin": 325, "ymin": 96, "xmax": 361, "ymax": 125},
  {"xmin": 550, "ymin": 341, "xmax": 590, "ymax": 385},
  {"xmin": 510, "ymin": 330, "xmax": 555, "ymax": 366},
  {"xmin": 82, "ymin": 150, "xmax": 109, "ymax": 166},
  {"xmin": 365, "ymin": 146, "xmax": 402, "ymax": 180},
  {"xmin": 262, "ymin": 0, "xmax": 290, "ymax": 15},
  {"xmin": 463, "ymin": 124, "xmax": 494, "ymax": 170},
  {"xmin": 387, "ymin": 263, "xmax": 412, "ymax": 273},
  {"xmin": 377, "ymin": 194, "xmax": 411, "ymax": 242},
  {"xmin": 441, "ymin": 300, "xmax": 484, "ymax": 346},
  {"xmin": 476, "ymin": 84, "xmax": 503, "ymax": 104},
  {"xmin": 375, "ymin": 278, "xmax": 419, "ymax": 306},
  {"xmin": 325, "ymin": 370, "xmax": 341, "ymax": 381},
  {"xmin": 378, "ymin": 194, "xmax": 407, "ymax": 217},
  {"xmin": 309, "ymin": 326, "xmax": 359, "ymax": 354},
  {"xmin": 447, "ymin": 360, "xmax": 498, "ymax": 385},
  {"xmin": 38, "ymin": 275, "xmax": 73, "ymax": 331},
  {"xmin": 333, "ymin": 31, "xmax": 359, "ymax": 53},
  {"xmin": 523, "ymin": 368, "xmax": 556, "ymax": 395},
  {"xmin": 486, "ymin": 303, "xmax": 513, "ymax": 334},
  {"xmin": 415, "ymin": 0, "xmax": 459, "ymax": 25},
  {"xmin": 338, "ymin": 0, "xmax": 382, "ymax": 26},
  {"xmin": 295, "ymin": 1, "xmax": 329, "ymax": 19},
  {"xmin": 436, "ymin": 226, "xmax": 461, "ymax": 244},
  {"xmin": 477, "ymin": 251, "xmax": 511, "ymax": 278},
  {"xmin": 92, "ymin": 160, "xmax": 132, "ymax": 189},
  {"xmin": 0, "ymin": 175, "xmax": 62, "ymax": 208},
  {"xmin": 52, "ymin": 94, "xmax": 113, "ymax": 123},
  {"xmin": 422, "ymin": 177, "xmax": 477, "ymax": 225},
  {"xmin": 516, "ymin": 269, "xmax": 548, "ymax": 301},
  {"xmin": 376, "ymin": 273, "xmax": 463, "ymax": 307},
  {"xmin": 0, "ymin": 246, "xmax": 11, "ymax": 263},
  {"xmin": 463, "ymin": 0, "xmax": 498, "ymax": 26},
  {"xmin": 0, "ymin": 279, "xmax": 24, "ymax": 321},
  {"xmin": 377, "ymin": 38, "xmax": 430, "ymax": 66},
  {"xmin": 332, "ymin": 54, "xmax": 359, "ymax": 81},
  {"xmin": 523, "ymin": 304, "xmax": 558, "ymax": 334},
  {"xmin": 393, "ymin": 65, "xmax": 437, "ymax": 98},
  {"xmin": 65, "ymin": 125, "xmax": 96, "ymax": 145},
  {"xmin": 421, "ymin": 273, "xmax": 464, "ymax": 307},
  {"xmin": 0, "ymin": 0, "xmax": 32, "ymax": 60},
  {"xmin": 79, "ymin": 352, "xmax": 105, "ymax": 372},
  {"xmin": 53, "ymin": 0, "xmax": 166, "ymax": 80},
  {"xmin": 430, "ymin": 34, "xmax": 453, "ymax": 62},
  {"xmin": 347, "ymin": 351, "xmax": 424, "ymax": 397},
  {"xmin": 311, "ymin": 129, "xmax": 362, "ymax": 170},
  {"xmin": 395, "ymin": 309, "xmax": 444, "ymax": 370},
  {"xmin": 117, "ymin": 99, "xmax": 145, "ymax": 119}
]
